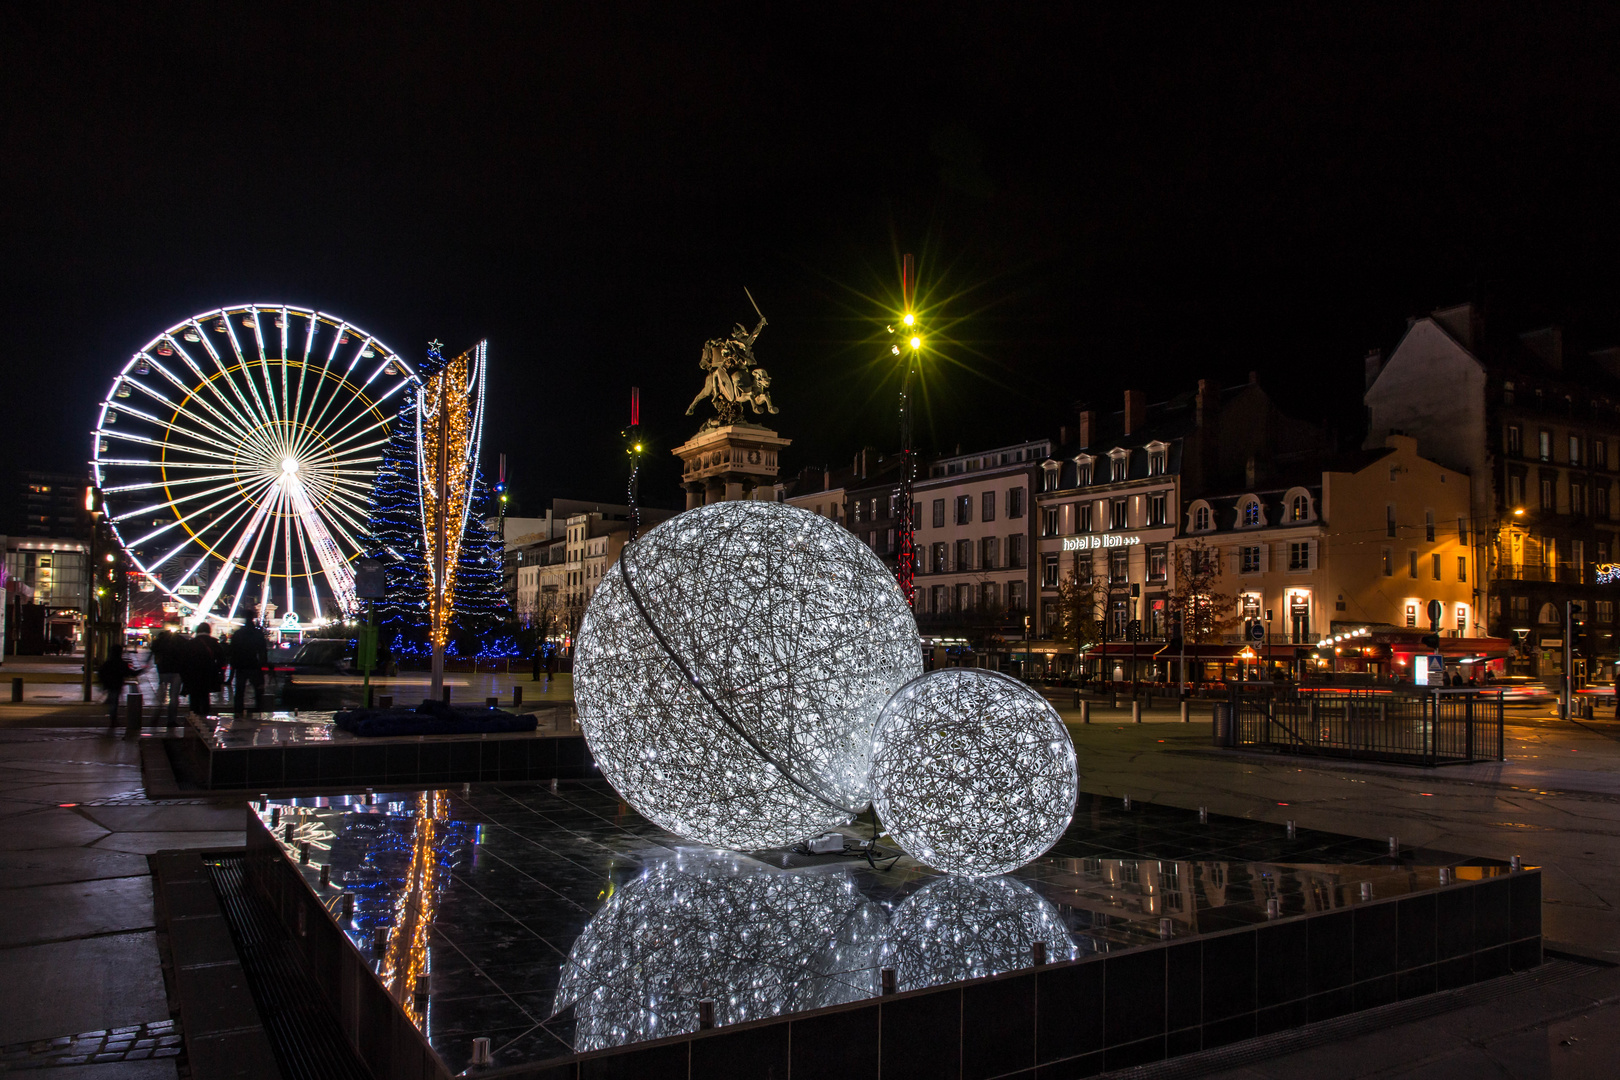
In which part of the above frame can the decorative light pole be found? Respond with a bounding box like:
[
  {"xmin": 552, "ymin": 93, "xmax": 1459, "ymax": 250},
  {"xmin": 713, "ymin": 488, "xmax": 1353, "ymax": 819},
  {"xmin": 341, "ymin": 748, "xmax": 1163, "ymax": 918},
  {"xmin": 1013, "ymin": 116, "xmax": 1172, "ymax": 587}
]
[{"xmin": 891, "ymin": 253, "xmax": 922, "ymax": 607}]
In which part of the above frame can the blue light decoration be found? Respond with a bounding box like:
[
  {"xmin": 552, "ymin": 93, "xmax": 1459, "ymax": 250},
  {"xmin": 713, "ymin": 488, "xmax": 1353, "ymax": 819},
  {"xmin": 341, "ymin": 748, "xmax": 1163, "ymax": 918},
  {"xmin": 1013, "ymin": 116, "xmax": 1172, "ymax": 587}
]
[{"xmin": 362, "ymin": 341, "xmax": 509, "ymax": 655}]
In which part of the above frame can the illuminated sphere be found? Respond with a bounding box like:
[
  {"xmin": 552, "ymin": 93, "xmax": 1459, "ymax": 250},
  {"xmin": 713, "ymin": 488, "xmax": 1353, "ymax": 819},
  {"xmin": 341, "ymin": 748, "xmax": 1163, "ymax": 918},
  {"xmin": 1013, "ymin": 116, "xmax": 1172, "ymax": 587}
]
[
  {"xmin": 573, "ymin": 500, "xmax": 921, "ymax": 850},
  {"xmin": 871, "ymin": 669, "xmax": 1078, "ymax": 876}
]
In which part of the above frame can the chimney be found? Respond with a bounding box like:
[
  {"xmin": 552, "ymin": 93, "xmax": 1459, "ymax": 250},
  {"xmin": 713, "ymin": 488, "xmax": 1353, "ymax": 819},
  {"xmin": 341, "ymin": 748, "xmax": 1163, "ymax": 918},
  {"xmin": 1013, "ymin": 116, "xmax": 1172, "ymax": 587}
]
[
  {"xmin": 1195, "ymin": 379, "xmax": 1217, "ymax": 427},
  {"xmin": 1591, "ymin": 347, "xmax": 1620, "ymax": 381},
  {"xmin": 1520, "ymin": 327, "xmax": 1564, "ymax": 371},
  {"xmin": 823, "ymin": 467, "xmax": 831, "ymax": 491},
  {"xmin": 1122, "ymin": 390, "xmax": 1145, "ymax": 437},
  {"xmin": 1077, "ymin": 408, "xmax": 1098, "ymax": 448},
  {"xmin": 1432, "ymin": 302, "xmax": 1480, "ymax": 350},
  {"xmin": 1247, "ymin": 370, "xmax": 1259, "ymax": 386},
  {"xmin": 1364, "ymin": 347, "xmax": 1384, "ymax": 391},
  {"xmin": 1058, "ymin": 425, "xmax": 1070, "ymax": 445}
]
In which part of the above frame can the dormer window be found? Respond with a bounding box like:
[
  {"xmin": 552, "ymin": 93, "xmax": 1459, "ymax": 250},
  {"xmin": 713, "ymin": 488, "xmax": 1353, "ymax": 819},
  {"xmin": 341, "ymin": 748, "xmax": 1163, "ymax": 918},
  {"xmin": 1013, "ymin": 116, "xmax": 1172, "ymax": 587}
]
[
  {"xmin": 1193, "ymin": 504, "xmax": 1211, "ymax": 532},
  {"xmin": 1075, "ymin": 456, "xmax": 1094, "ymax": 486},
  {"xmin": 1041, "ymin": 463, "xmax": 1061, "ymax": 492},
  {"xmin": 1291, "ymin": 495, "xmax": 1308, "ymax": 521},
  {"xmin": 1145, "ymin": 442, "xmax": 1168, "ymax": 476},
  {"xmin": 1109, "ymin": 450, "xmax": 1130, "ymax": 481},
  {"xmin": 1240, "ymin": 498, "xmax": 1262, "ymax": 527}
]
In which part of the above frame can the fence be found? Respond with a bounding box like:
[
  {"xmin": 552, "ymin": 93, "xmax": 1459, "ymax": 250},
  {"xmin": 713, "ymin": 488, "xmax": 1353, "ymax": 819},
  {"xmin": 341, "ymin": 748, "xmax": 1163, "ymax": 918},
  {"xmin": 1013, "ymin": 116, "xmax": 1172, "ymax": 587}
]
[{"xmin": 1218, "ymin": 685, "xmax": 1505, "ymax": 766}]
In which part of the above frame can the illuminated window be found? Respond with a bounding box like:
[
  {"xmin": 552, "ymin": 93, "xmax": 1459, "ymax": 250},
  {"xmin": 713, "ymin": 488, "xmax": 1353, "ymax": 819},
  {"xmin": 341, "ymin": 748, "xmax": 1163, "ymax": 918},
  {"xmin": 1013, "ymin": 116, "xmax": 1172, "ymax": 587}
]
[
  {"xmin": 1291, "ymin": 495, "xmax": 1309, "ymax": 521},
  {"xmin": 1240, "ymin": 546, "xmax": 1261, "ymax": 574},
  {"xmin": 1242, "ymin": 501, "xmax": 1261, "ymax": 527}
]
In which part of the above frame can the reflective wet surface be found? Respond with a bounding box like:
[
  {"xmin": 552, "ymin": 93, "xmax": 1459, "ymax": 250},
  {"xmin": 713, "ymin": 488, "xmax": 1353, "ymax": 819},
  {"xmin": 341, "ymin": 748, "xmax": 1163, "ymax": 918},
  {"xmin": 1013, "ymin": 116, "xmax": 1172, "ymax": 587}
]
[
  {"xmin": 257, "ymin": 783, "xmax": 1509, "ymax": 1073},
  {"xmin": 197, "ymin": 708, "xmax": 577, "ymax": 749}
]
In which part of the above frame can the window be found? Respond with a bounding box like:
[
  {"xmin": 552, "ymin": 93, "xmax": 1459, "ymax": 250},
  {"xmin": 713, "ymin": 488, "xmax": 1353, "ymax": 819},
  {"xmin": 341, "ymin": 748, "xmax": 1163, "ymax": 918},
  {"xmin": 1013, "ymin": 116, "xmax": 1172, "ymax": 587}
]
[
  {"xmin": 1539, "ymin": 430, "xmax": 1552, "ymax": 461},
  {"xmin": 1079, "ymin": 502, "xmax": 1094, "ymax": 532},
  {"xmin": 1408, "ymin": 550, "xmax": 1418, "ymax": 577},
  {"xmin": 1194, "ymin": 505, "xmax": 1211, "ymax": 531},
  {"xmin": 931, "ymin": 542, "xmax": 947, "ymax": 573},
  {"xmin": 1599, "ymin": 600, "xmax": 1615, "ymax": 624},
  {"xmin": 981, "ymin": 581, "xmax": 999, "ymax": 609},
  {"xmin": 1240, "ymin": 594, "xmax": 1261, "ymax": 620},
  {"xmin": 1148, "ymin": 544, "xmax": 1168, "ymax": 581},
  {"xmin": 1148, "ymin": 449, "xmax": 1166, "ymax": 476},
  {"xmin": 980, "ymin": 536, "xmax": 999, "ymax": 569},
  {"xmin": 1043, "ymin": 507, "xmax": 1060, "ymax": 536},
  {"xmin": 931, "ymin": 585, "xmax": 947, "ymax": 614},
  {"xmin": 1598, "ymin": 484, "xmax": 1612, "ymax": 520},
  {"xmin": 1076, "ymin": 554, "xmax": 1093, "ymax": 584},
  {"xmin": 1386, "ymin": 505, "xmax": 1397, "ymax": 538},
  {"xmin": 1510, "ymin": 595, "xmax": 1529, "ymax": 621},
  {"xmin": 1149, "ymin": 493, "xmax": 1166, "ymax": 526},
  {"xmin": 1598, "ymin": 440, "xmax": 1609, "ymax": 470},
  {"xmin": 1290, "ymin": 495, "xmax": 1309, "ymax": 522},
  {"xmin": 1110, "ymin": 499, "xmax": 1127, "ymax": 530},
  {"xmin": 885, "ymin": 528, "xmax": 896, "ymax": 554},
  {"xmin": 1600, "ymin": 540, "xmax": 1611, "ymax": 563},
  {"xmin": 1508, "ymin": 472, "xmax": 1525, "ymax": 507},
  {"xmin": 1077, "ymin": 462, "xmax": 1092, "ymax": 486},
  {"xmin": 1458, "ymin": 556, "xmax": 1468, "ymax": 582},
  {"xmin": 1570, "ymin": 435, "xmax": 1583, "ymax": 466},
  {"xmin": 1240, "ymin": 545, "xmax": 1261, "ymax": 574},
  {"xmin": 1042, "ymin": 466, "xmax": 1061, "ymax": 492},
  {"xmin": 1110, "ymin": 454, "xmax": 1128, "ymax": 481},
  {"xmin": 1109, "ymin": 549, "xmax": 1130, "ymax": 583},
  {"xmin": 1382, "ymin": 547, "xmax": 1393, "ymax": 576},
  {"xmin": 852, "ymin": 500, "xmax": 863, "ymax": 524},
  {"xmin": 1504, "ymin": 380, "xmax": 1515, "ymax": 405},
  {"xmin": 1405, "ymin": 603, "xmax": 1417, "ymax": 628},
  {"xmin": 1425, "ymin": 510, "xmax": 1435, "ymax": 542},
  {"xmin": 1242, "ymin": 501, "xmax": 1261, "ymax": 527},
  {"xmin": 1288, "ymin": 542, "xmax": 1309, "ymax": 571},
  {"xmin": 932, "ymin": 499, "xmax": 945, "ymax": 528},
  {"xmin": 956, "ymin": 583, "xmax": 973, "ymax": 612},
  {"xmin": 1506, "ymin": 424, "xmax": 1522, "ymax": 456},
  {"xmin": 1573, "ymin": 538, "xmax": 1585, "ymax": 574},
  {"xmin": 1572, "ymin": 481, "xmax": 1587, "ymax": 517},
  {"xmin": 1456, "ymin": 605, "xmax": 1468, "ymax": 633},
  {"xmin": 955, "ymin": 539, "xmax": 973, "ymax": 571},
  {"xmin": 1008, "ymin": 582, "xmax": 1026, "ymax": 612},
  {"xmin": 955, "ymin": 495, "xmax": 972, "ymax": 525},
  {"xmin": 1043, "ymin": 553, "xmax": 1060, "ymax": 588},
  {"xmin": 982, "ymin": 491, "xmax": 996, "ymax": 522},
  {"xmin": 1458, "ymin": 517, "xmax": 1468, "ymax": 545},
  {"xmin": 1431, "ymin": 553, "xmax": 1441, "ymax": 580},
  {"xmin": 1540, "ymin": 475, "xmax": 1555, "ymax": 512}
]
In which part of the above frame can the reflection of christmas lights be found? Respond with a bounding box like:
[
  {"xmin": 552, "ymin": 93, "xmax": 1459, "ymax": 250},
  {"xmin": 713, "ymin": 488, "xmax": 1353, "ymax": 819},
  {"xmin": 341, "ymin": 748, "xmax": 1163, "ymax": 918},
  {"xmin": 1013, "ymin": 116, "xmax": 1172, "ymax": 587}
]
[
  {"xmin": 382, "ymin": 790, "xmax": 451, "ymax": 1026},
  {"xmin": 881, "ymin": 875, "xmax": 1078, "ymax": 992},
  {"xmin": 554, "ymin": 853, "xmax": 884, "ymax": 1051}
]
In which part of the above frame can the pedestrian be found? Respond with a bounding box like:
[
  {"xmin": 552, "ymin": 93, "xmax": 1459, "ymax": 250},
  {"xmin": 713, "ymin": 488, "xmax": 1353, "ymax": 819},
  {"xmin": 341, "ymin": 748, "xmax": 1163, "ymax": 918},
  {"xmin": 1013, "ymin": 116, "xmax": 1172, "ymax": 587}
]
[
  {"xmin": 183, "ymin": 623, "xmax": 227, "ymax": 716},
  {"xmin": 97, "ymin": 646, "xmax": 143, "ymax": 727},
  {"xmin": 228, "ymin": 611, "xmax": 270, "ymax": 713},
  {"xmin": 149, "ymin": 621, "xmax": 185, "ymax": 716},
  {"xmin": 531, "ymin": 643, "xmax": 542, "ymax": 682}
]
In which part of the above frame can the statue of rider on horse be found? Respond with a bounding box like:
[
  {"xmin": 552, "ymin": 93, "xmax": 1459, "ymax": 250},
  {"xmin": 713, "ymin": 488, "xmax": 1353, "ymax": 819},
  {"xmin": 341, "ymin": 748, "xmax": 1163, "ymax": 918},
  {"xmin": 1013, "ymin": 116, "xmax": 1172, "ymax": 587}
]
[{"xmin": 686, "ymin": 291, "xmax": 780, "ymax": 430}]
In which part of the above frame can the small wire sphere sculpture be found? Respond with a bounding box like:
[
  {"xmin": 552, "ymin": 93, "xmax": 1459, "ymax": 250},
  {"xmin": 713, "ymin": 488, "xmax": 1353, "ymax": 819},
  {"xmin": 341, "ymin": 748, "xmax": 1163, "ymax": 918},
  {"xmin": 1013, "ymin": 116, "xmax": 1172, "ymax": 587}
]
[
  {"xmin": 553, "ymin": 852, "xmax": 885, "ymax": 1049},
  {"xmin": 871, "ymin": 668, "xmax": 1079, "ymax": 876},
  {"xmin": 880, "ymin": 874, "xmax": 1080, "ymax": 991},
  {"xmin": 573, "ymin": 500, "xmax": 922, "ymax": 850}
]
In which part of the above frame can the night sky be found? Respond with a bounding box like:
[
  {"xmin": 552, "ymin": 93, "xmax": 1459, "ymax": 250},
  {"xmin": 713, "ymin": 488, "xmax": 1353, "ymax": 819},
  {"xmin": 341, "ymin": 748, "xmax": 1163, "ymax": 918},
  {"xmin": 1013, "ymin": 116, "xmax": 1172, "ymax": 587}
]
[{"xmin": 6, "ymin": 4, "xmax": 1620, "ymax": 513}]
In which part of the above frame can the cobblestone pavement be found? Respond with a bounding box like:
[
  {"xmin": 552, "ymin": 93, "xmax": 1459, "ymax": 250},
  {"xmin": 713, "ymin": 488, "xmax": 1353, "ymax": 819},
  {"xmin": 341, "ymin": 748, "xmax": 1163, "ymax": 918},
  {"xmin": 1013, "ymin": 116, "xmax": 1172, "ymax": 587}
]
[{"xmin": 0, "ymin": 1018, "xmax": 183, "ymax": 1069}]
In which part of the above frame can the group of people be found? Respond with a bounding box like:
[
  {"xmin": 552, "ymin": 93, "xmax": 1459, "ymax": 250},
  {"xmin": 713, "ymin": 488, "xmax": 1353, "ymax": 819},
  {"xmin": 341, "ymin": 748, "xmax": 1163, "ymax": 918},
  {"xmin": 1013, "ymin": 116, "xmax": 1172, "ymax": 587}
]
[{"xmin": 98, "ymin": 610, "xmax": 273, "ymax": 724}]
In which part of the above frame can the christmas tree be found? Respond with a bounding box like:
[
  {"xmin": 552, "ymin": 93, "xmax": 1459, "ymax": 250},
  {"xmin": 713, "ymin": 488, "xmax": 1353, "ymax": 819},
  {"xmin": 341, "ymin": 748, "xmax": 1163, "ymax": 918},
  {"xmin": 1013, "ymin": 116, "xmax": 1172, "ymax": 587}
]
[{"xmin": 363, "ymin": 343, "xmax": 509, "ymax": 657}]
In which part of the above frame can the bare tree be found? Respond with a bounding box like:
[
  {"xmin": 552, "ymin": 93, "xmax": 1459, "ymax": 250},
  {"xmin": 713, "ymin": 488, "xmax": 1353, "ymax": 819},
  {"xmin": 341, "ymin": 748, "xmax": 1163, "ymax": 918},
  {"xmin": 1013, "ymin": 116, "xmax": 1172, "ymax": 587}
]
[{"xmin": 1170, "ymin": 538, "xmax": 1234, "ymax": 643}]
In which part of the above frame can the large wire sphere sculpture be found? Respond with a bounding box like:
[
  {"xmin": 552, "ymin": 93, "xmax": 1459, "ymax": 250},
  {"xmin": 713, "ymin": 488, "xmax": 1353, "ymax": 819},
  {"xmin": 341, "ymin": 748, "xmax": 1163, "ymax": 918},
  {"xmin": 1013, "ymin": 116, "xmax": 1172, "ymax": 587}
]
[
  {"xmin": 92, "ymin": 304, "xmax": 416, "ymax": 625},
  {"xmin": 881, "ymin": 875, "xmax": 1079, "ymax": 992},
  {"xmin": 574, "ymin": 500, "xmax": 922, "ymax": 850},
  {"xmin": 871, "ymin": 668, "xmax": 1078, "ymax": 876},
  {"xmin": 554, "ymin": 853, "xmax": 885, "ymax": 1049}
]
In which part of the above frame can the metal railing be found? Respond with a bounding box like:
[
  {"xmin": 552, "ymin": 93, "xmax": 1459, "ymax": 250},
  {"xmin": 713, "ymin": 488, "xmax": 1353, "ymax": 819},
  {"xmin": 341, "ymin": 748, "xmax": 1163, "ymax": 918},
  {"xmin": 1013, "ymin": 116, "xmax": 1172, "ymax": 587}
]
[{"xmin": 1218, "ymin": 686, "xmax": 1505, "ymax": 766}]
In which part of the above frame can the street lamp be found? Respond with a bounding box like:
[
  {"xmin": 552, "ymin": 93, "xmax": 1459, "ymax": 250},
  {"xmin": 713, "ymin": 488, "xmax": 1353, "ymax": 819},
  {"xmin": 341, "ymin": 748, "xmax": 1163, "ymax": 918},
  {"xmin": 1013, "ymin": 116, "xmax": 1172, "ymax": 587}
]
[{"xmin": 889, "ymin": 253, "xmax": 922, "ymax": 607}]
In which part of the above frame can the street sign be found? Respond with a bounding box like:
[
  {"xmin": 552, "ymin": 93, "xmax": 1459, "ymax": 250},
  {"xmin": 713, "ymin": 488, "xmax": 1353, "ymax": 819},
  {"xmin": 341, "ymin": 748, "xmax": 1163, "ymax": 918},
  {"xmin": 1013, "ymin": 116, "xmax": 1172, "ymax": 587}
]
[
  {"xmin": 354, "ymin": 557, "xmax": 387, "ymax": 599},
  {"xmin": 1247, "ymin": 619, "xmax": 1266, "ymax": 642},
  {"xmin": 1426, "ymin": 599, "xmax": 1443, "ymax": 630}
]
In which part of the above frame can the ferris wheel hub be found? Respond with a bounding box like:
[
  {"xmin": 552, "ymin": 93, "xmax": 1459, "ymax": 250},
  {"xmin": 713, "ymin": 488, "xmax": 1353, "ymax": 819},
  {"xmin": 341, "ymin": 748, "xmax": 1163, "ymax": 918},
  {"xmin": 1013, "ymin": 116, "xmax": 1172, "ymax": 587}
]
[{"xmin": 281, "ymin": 457, "xmax": 299, "ymax": 475}]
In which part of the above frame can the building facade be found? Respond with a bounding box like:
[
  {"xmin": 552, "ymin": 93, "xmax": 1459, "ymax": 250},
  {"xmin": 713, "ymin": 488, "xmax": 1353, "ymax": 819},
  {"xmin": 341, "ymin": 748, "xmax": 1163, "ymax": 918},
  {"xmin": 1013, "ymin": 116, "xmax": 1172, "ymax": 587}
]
[{"xmin": 1366, "ymin": 303, "xmax": 1620, "ymax": 680}]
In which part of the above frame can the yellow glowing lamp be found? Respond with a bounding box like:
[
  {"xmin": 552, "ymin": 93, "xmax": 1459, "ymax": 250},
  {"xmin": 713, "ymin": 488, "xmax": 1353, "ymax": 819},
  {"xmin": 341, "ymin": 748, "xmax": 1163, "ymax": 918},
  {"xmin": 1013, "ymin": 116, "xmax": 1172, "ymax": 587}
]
[
  {"xmin": 902, "ymin": 312, "xmax": 916, "ymax": 327},
  {"xmin": 634, "ymin": 443, "xmax": 643, "ymax": 452},
  {"xmin": 909, "ymin": 335, "xmax": 923, "ymax": 350}
]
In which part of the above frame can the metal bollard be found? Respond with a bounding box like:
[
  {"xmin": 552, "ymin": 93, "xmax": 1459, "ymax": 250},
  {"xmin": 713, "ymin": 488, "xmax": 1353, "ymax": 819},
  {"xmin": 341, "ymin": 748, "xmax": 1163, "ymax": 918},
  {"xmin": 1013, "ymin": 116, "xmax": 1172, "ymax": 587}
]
[
  {"xmin": 1080, "ymin": 700, "xmax": 1090, "ymax": 725},
  {"xmin": 1123, "ymin": 795, "xmax": 1132, "ymax": 810},
  {"xmin": 1510, "ymin": 855, "xmax": 1522, "ymax": 871},
  {"xmin": 10, "ymin": 677, "xmax": 21, "ymax": 703},
  {"xmin": 1132, "ymin": 700, "xmax": 1142, "ymax": 724},
  {"xmin": 125, "ymin": 692, "xmax": 143, "ymax": 738},
  {"xmin": 1286, "ymin": 820, "xmax": 1296, "ymax": 839},
  {"xmin": 1266, "ymin": 898, "xmax": 1279, "ymax": 919},
  {"xmin": 283, "ymin": 821, "xmax": 295, "ymax": 841},
  {"xmin": 1388, "ymin": 836, "xmax": 1399, "ymax": 856},
  {"xmin": 372, "ymin": 927, "xmax": 388, "ymax": 952},
  {"xmin": 1159, "ymin": 918, "xmax": 1172, "ymax": 940},
  {"xmin": 1438, "ymin": 868, "xmax": 1452, "ymax": 886},
  {"xmin": 1032, "ymin": 941, "xmax": 1047, "ymax": 966},
  {"xmin": 271, "ymin": 807, "xmax": 281, "ymax": 826},
  {"xmin": 378, "ymin": 695, "xmax": 393, "ymax": 709},
  {"xmin": 442, "ymin": 686, "xmax": 452, "ymax": 705},
  {"xmin": 486, "ymin": 696, "xmax": 498, "ymax": 709},
  {"xmin": 880, "ymin": 968, "xmax": 896, "ymax": 995},
  {"xmin": 299, "ymin": 842, "xmax": 311, "ymax": 864},
  {"xmin": 1198, "ymin": 806, "xmax": 1208, "ymax": 824},
  {"xmin": 342, "ymin": 892, "xmax": 355, "ymax": 918},
  {"xmin": 513, "ymin": 686, "xmax": 523, "ymax": 708},
  {"xmin": 1360, "ymin": 881, "xmax": 1373, "ymax": 901},
  {"xmin": 1072, "ymin": 689, "xmax": 1080, "ymax": 709},
  {"xmin": 469, "ymin": 1037, "xmax": 493, "ymax": 1066},
  {"xmin": 1180, "ymin": 701, "xmax": 1190, "ymax": 723},
  {"xmin": 319, "ymin": 863, "xmax": 330, "ymax": 887},
  {"xmin": 414, "ymin": 975, "xmax": 429, "ymax": 1007},
  {"xmin": 549, "ymin": 777, "xmax": 559, "ymax": 794},
  {"xmin": 1146, "ymin": 691, "xmax": 1154, "ymax": 710},
  {"xmin": 698, "ymin": 1000, "xmax": 715, "ymax": 1029}
]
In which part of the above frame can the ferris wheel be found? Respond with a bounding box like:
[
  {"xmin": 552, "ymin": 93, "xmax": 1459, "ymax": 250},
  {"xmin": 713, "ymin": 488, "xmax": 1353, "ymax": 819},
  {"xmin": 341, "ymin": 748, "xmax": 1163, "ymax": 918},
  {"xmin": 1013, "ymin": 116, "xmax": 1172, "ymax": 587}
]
[{"xmin": 91, "ymin": 304, "xmax": 418, "ymax": 627}]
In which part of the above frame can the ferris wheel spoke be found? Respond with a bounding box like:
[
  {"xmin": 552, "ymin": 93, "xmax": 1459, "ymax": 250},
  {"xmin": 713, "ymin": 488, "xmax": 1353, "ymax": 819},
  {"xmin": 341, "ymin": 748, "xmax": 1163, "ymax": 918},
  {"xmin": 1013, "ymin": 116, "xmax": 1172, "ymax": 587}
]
[
  {"xmin": 139, "ymin": 351, "xmax": 261, "ymax": 448},
  {"xmin": 193, "ymin": 476, "xmax": 282, "ymax": 620},
  {"xmin": 113, "ymin": 472, "xmax": 273, "ymax": 528},
  {"xmin": 243, "ymin": 306, "xmax": 280, "ymax": 429},
  {"xmin": 287, "ymin": 476, "xmax": 358, "ymax": 616},
  {"xmin": 317, "ymin": 411, "xmax": 394, "ymax": 459},
  {"xmin": 115, "ymin": 382, "xmax": 262, "ymax": 458},
  {"xmin": 141, "ymin": 486, "xmax": 267, "ymax": 577},
  {"xmin": 126, "ymin": 476, "xmax": 279, "ymax": 551},
  {"xmin": 183, "ymin": 321, "xmax": 266, "ymax": 438},
  {"xmin": 288, "ymin": 501, "xmax": 326, "ymax": 619},
  {"xmin": 291, "ymin": 313, "xmax": 316, "ymax": 443},
  {"xmin": 278, "ymin": 306, "xmax": 292, "ymax": 434},
  {"xmin": 108, "ymin": 399, "xmax": 274, "ymax": 463},
  {"xmin": 222, "ymin": 313, "xmax": 278, "ymax": 438},
  {"xmin": 226, "ymin": 491, "xmax": 278, "ymax": 622}
]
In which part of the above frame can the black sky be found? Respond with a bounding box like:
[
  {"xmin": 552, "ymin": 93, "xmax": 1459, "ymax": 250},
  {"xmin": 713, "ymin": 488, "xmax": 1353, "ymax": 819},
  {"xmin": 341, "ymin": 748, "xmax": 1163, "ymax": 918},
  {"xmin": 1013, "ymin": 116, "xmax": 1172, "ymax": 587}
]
[{"xmin": 6, "ymin": 3, "xmax": 1620, "ymax": 512}]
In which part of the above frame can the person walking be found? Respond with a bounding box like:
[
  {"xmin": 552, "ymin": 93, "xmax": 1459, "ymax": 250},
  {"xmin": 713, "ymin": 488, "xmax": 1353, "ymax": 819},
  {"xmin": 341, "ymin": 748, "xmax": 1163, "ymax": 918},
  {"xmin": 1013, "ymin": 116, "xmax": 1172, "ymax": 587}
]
[
  {"xmin": 149, "ymin": 621, "xmax": 185, "ymax": 717},
  {"xmin": 183, "ymin": 623, "xmax": 227, "ymax": 716},
  {"xmin": 97, "ymin": 646, "xmax": 143, "ymax": 728},
  {"xmin": 229, "ymin": 611, "xmax": 270, "ymax": 713}
]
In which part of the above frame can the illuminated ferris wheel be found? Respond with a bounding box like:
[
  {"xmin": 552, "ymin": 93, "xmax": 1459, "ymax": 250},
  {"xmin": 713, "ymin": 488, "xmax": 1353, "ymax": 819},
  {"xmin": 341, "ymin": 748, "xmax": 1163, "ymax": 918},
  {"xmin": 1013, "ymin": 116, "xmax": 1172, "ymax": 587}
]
[{"xmin": 90, "ymin": 304, "xmax": 418, "ymax": 626}]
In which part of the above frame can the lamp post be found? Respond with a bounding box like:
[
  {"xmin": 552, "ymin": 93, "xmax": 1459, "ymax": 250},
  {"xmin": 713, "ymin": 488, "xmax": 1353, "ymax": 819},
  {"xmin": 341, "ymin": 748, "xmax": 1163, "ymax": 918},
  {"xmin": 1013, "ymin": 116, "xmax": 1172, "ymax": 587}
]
[{"xmin": 890, "ymin": 253, "xmax": 921, "ymax": 607}]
